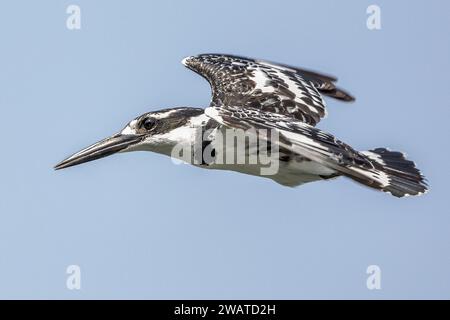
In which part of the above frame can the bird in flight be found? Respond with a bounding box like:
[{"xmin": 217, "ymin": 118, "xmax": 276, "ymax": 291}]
[{"xmin": 55, "ymin": 54, "xmax": 428, "ymax": 197}]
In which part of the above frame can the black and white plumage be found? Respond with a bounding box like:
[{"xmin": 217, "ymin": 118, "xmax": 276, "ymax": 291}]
[
  {"xmin": 55, "ymin": 54, "xmax": 428, "ymax": 197},
  {"xmin": 183, "ymin": 54, "xmax": 354, "ymax": 126}
]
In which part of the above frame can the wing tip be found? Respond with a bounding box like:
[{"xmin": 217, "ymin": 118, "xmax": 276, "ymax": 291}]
[
  {"xmin": 321, "ymin": 87, "xmax": 355, "ymax": 102},
  {"xmin": 334, "ymin": 88, "xmax": 356, "ymax": 102},
  {"xmin": 181, "ymin": 56, "xmax": 194, "ymax": 67}
]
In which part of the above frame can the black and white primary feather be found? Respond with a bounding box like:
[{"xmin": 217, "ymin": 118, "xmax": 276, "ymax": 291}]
[{"xmin": 55, "ymin": 53, "xmax": 428, "ymax": 198}]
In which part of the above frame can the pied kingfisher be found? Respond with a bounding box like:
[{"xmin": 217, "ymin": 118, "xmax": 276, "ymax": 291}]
[{"xmin": 55, "ymin": 54, "xmax": 428, "ymax": 197}]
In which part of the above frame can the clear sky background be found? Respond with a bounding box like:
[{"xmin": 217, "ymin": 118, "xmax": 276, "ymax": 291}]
[{"xmin": 0, "ymin": 0, "xmax": 449, "ymax": 299}]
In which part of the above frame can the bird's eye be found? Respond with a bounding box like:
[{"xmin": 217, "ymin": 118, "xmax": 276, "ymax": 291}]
[{"xmin": 142, "ymin": 118, "xmax": 156, "ymax": 130}]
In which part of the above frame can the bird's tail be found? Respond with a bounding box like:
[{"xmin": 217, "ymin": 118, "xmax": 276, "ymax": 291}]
[{"xmin": 349, "ymin": 148, "xmax": 428, "ymax": 197}]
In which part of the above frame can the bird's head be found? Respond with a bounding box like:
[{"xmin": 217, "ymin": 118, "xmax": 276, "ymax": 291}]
[{"xmin": 54, "ymin": 107, "xmax": 205, "ymax": 170}]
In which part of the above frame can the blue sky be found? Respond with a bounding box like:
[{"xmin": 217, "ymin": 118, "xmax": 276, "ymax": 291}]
[{"xmin": 0, "ymin": 0, "xmax": 449, "ymax": 299}]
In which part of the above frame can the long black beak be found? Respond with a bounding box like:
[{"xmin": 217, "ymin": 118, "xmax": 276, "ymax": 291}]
[{"xmin": 54, "ymin": 133, "xmax": 144, "ymax": 170}]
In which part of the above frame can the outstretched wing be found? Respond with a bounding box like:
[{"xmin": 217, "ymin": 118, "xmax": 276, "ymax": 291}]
[
  {"xmin": 205, "ymin": 106, "xmax": 427, "ymax": 197},
  {"xmin": 183, "ymin": 53, "xmax": 354, "ymax": 126}
]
